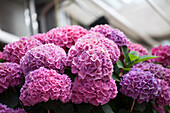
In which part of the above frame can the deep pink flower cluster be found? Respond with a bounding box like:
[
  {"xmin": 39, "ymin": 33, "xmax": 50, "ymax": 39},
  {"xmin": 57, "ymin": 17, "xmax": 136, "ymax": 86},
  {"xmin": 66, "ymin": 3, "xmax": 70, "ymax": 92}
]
[
  {"xmin": 31, "ymin": 33, "xmax": 47, "ymax": 44},
  {"xmin": 67, "ymin": 38, "xmax": 113, "ymax": 81},
  {"xmin": 0, "ymin": 103, "xmax": 26, "ymax": 113},
  {"xmin": 20, "ymin": 67, "xmax": 72, "ymax": 106},
  {"xmin": 72, "ymin": 76, "xmax": 118, "ymax": 106},
  {"xmin": 20, "ymin": 43, "xmax": 67, "ymax": 76},
  {"xmin": 120, "ymin": 69, "xmax": 161, "ymax": 104},
  {"xmin": 89, "ymin": 24, "xmax": 130, "ymax": 48},
  {"xmin": 76, "ymin": 32, "xmax": 120, "ymax": 63},
  {"xmin": 128, "ymin": 42, "xmax": 148, "ymax": 56},
  {"xmin": 0, "ymin": 62, "xmax": 23, "ymax": 93},
  {"xmin": 3, "ymin": 37, "xmax": 42, "ymax": 64},
  {"xmin": 151, "ymin": 45, "xmax": 170, "ymax": 66},
  {"xmin": 46, "ymin": 25, "xmax": 88, "ymax": 48},
  {"xmin": 153, "ymin": 104, "xmax": 165, "ymax": 113},
  {"xmin": 0, "ymin": 52, "xmax": 2, "ymax": 59}
]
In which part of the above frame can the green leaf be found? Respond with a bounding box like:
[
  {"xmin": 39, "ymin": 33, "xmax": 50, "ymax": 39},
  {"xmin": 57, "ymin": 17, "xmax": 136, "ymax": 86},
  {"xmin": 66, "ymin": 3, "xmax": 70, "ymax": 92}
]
[
  {"xmin": 129, "ymin": 51, "xmax": 139, "ymax": 61},
  {"xmin": 0, "ymin": 59, "xmax": 4, "ymax": 62},
  {"xmin": 134, "ymin": 55, "xmax": 158, "ymax": 64},
  {"xmin": 116, "ymin": 60, "xmax": 124, "ymax": 68},
  {"xmin": 122, "ymin": 68, "xmax": 131, "ymax": 71},
  {"xmin": 112, "ymin": 74, "xmax": 120, "ymax": 82},
  {"xmin": 102, "ymin": 104, "xmax": 114, "ymax": 113},
  {"xmin": 75, "ymin": 103, "xmax": 93, "ymax": 113},
  {"xmin": 121, "ymin": 46, "xmax": 130, "ymax": 63}
]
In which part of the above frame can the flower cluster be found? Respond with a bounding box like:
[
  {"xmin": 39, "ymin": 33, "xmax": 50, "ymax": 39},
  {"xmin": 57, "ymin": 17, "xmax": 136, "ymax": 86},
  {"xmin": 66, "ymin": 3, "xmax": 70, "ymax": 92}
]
[
  {"xmin": 67, "ymin": 38, "xmax": 113, "ymax": 81},
  {"xmin": 0, "ymin": 52, "xmax": 2, "ymax": 59},
  {"xmin": 151, "ymin": 45, "xmax": 170, "ymax": 66},
  {"xmin": 20, "ymin": 67, "xmax": 72, "ymax": 106},
  {"xmin": 3, "ymin": 37, "xmax": 42, "ymax": 64},
  {"xmin": 128, "ymin": 42, "xmax": 148, "ymax": 56},
  {"xmin": 0, "ymin": 103, "xmax": 26, "ymax": 113},
  {"xmin": 76, "ymin": 32, "xmax": 120, "ymax": 63},
  {"xmin": 72, "ymin": 76, "xmax": 117, "ymax": 106},
  {"xmin": 46, "ymin": 25, "xmax": 88, "ymax": 49},
  {"xmin": 0, "ymin": 62, "xmax": 23, "ymax": 93},
  {"xmin": 120, "ymin": 69, "xmax": 161, "ymax": 103},
  {"xmin": 31, "ymin": 33, "xmax": 47, "ymax": 44},
  {"xmin": 89, "ymin": 24, "xmax": 130, "ymax": 48},
  {"xmin": 20, "ymin": 43, "xmax": 67, "ymax": 76}
]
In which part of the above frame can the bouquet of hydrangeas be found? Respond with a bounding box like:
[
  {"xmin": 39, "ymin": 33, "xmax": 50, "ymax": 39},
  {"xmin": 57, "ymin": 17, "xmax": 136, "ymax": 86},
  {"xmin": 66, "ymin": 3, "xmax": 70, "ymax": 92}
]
[{"xmin": 0, "ymin": 24, "xmax": 169, "ymax": 113}]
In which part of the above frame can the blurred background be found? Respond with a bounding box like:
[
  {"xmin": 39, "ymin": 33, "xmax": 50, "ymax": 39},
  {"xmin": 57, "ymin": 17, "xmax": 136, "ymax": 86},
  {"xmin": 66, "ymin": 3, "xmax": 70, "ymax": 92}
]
[{"xmin": 0, "ymin": 0, "xmax": 170, "ymax": 51}]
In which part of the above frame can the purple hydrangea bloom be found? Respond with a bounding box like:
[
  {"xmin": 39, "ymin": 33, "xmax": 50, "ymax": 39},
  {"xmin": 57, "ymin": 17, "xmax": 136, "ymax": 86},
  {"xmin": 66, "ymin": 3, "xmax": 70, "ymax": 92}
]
[
  {"xmin": 77, "ymin": 32, "xmax": 120, "ymax": 63},
  {"xmin": 0, "ymin": 52, "xmax": 2, "ymax": 59},
  {"xmin": 128, "ymin": 42, "xmax": 148, "ymax": 56},
  {"xmin": 31, "ymin": 33, "xmax": 47, "ymax": 44},
  {"xmin": 120, "ymin": 69, "xmax": 161, "ymax": 104},
  {"xmin": 0, "ymin": 62, "xmax": 23, "ymax": 93},
  {"xmin": 3, "ymin": 37, "xmax": 42, "ymax": 64},
  {"xmin": 0, "ymin": 103, "xmax": 26, "ymax": 113},
  {"xmin": 151, "ymin": 45, "xmax": 170, "ymax": 67},
  {"xmin": 20, "ymin": 43, "xmax": 67, "ymax": 76},
  {"xmin": 46, "ymin": 25, "xmax": 88, "ymax": 49},
  {"xmin": 20, "ymin": 67, "xmax": 72, "ymax": 106},
  {"xmin": 153, "ymin": 103, "xmax": 165, "ymax": 113},
  {"xmin": 67, "ymin": 38, "xmax": 113, "ymax": 81},
  {"xmin": 89, "ymin": 24, "xmax": 130, "ymax": 48},
  {"xmin": 72, "ymin": 76, "xmax": 117, "ymax": 106}
]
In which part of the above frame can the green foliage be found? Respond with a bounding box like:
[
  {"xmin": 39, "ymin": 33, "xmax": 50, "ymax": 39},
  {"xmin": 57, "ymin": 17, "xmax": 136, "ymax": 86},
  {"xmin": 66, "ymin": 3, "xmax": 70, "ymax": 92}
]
[
  {"xmin": 0, "ymin": 59, "xmax": 4, "ymax": 63},
  {"xmin": 102, "ymin": 104, "xmax": 114, "ymax": 113}
]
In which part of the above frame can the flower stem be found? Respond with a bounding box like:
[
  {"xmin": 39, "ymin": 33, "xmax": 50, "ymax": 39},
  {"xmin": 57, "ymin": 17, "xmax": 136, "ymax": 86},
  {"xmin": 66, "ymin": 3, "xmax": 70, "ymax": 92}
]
[
  {"xmin": 47, "ymin": 109, "xmax": 50, "ymax": 113},
  {"xmin": 130, "ymin": 99, "xmax": 135, "ymax": 112}
]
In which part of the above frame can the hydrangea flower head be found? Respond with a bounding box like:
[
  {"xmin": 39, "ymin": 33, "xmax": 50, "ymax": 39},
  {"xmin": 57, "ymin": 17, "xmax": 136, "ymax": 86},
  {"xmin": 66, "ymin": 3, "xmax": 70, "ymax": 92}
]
[
  {"xmin": 72, "ymin": 77, "xmax": 117, "ymax": 106},
  {"xmin": 67, "ymin": 37, "xmax": 113, "ymax": 81},
  {"xmin": 0, "ymin": 62, "xmax": 23, "ymax": 93},
  {"xmin": 89, "ymin": 24, "xmax": 130, "ymax": 48},
  {"xmin": 46, "ymin": 25, "xmax": 88, "ymax": 49},
  {"xmin": 151, "ymin": 45, "xmax": 170, "ymax": 66},
  {"xmin": 0, "ymin": 52, "xmax": 2, "ymax": 59},
  {"xmin": 20, "ymin": 43, "xmax": 67, "ymax": 76},
  {"xmin": 31, "ymin": 33, "xmax": 47, "ymax": 44},
  {"xmin": 3, "ymin": 37, "xmax": 42, "ymax": 64},
  {"xmin": 120, "ymin": 69, "xmax": 161, "ymax": 104},
  {"xmin": 20, "ymin": 67, "xmax": 72, "ymax": 106},
  {"xmin": 0, "ymin": 103, "xmax": 26, "ymax": 113},
  {"xmin": 77, "ymin": 32, "xmax": 120, "ymax": 63}
]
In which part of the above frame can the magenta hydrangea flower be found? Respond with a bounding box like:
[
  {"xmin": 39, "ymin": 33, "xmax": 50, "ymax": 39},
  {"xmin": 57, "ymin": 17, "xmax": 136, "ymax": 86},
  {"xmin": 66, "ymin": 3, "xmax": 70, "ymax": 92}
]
[
  {"xmin": 128, "ymin": 42, "xmax": 148, "ymax": 56},
  {"xmin": 20, "ymin": 67, "xmax": 72, "ymax": 106},
  {"xmin": 46, "ymin": 25, "xmax": 88, "ymax": 49},
  {"xmin": 67, "ymin": 38, "xmax": 113, "ymax": 81},
  {"xmin": 3, "ymin": 37, "xmax": 42, "ymax": 64},
  {"xmin": 72, "ymin": 76, "xmax": 117, "ymax": 106},
  {"xmin": 89, "ymin": 24, "xmax": 130, "ymax": 48},
  {"xmin": 0, "ymin": 62, "xmax": 23, "ymax": 93},
  {"xmin": 153, "ymin": 103, "xmax": 165, "ymax": 113},
  {"xmin": 0, "ymin": 52, "xmax": 2, "ymax": 59},
  {"xmin": 77, "ymin": 32, "xmax": 120, "ymax": 63},
  {"xmin": 0, "ymin": 103, "xmax": 26, "ymax": 113},
  {"xmin": 120, "ymin": 69, "xmax": 161, "ymax": 104},
  {"xmin": 31, "ymin": 33, "xmax": 47, "ymax": 44},
  {"xmin": 151, "ymin": 45, "xmax": 170, "ymax": 66},
  {"xmin": 20, "ymin": 43, "xmax": 67, "ymax": 76}
]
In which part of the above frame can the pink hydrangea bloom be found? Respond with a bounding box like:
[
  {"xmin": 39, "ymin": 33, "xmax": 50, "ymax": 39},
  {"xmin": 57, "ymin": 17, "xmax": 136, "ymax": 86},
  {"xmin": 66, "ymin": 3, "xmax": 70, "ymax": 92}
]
[
  {"xmin": 20, "ymin": 67, "xmax": 72, "ymax": 106},
  {"xmin": 89, "ymin": 24, "xmax": 130, "ymax": 48},
  {"xmin": 67, "ymin": 38, "xmax": 113, "ymax": 81},
  {"xmin": 120, "ymin": 69, "xmax": 161, "ymax": 104},
  {"xmin": 128, "ymin": 42, "xmax": 148, "ymax": 56},
  {"xmin": 31, "ymin": 33, "xmax": 47, "ymax": 44},
  {"xmin": 0, "ymin": 62, "xmax": 23, "ymax": 93},
  {"xmin": 0, "ymin": 52, "xmax": 2, "ymax": 59},
  {"xmin": 77, "ymin": 32, "xmax": 120, "ymax": 63},
  {"xmin": 151, "ymin": 45, "xmax": 170, "ymax": 66},
  {"xmin": 46, "ymin": 25, "xmax": 88, "ymax": 49},
  {"xmin": 3, "ymin": 37, "xmax": 42, "ymax": 64},
  {"xmin": 20, "ymin": 43, "xmax": 67, "ymax": 76},
  {"xmin": 72, "ymin": 77, "xmax": 117, "ymax": 106},
  {"xmin": 0, "ymin": 103, "xmax": 26, "ymax": 113},
  {"xmin": 153, "ymin": 103, "xmax": 165, "ymax": 113}
]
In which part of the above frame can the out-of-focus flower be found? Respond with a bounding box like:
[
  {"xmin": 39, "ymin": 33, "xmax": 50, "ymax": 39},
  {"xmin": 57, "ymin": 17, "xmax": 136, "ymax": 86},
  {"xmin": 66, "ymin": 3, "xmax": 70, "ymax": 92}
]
[
  {"xmin": 20, "ymin": 43, "xmax": 67, "ymax": 76},
  {"xmin": 20, "ymin": 67, "xmax": 72, "ymax": 106},
  {"xmin": 3, "ymin": 37, "xmax": 42, "ymax": 64},
  {"xmin": 0, "ymin": 52, "xmax": 2, "ymax": 59},
  {"xmin": 0, "ymin": 62, "xmax": 23, "ymax": 93},
  {"xmin": 120, "ymin": 69, "xmax": 161, "ymax": 104},
  {"xmin": 153, "ymin": 103, "xmax": 165, "ymax": 113},
  {"xmin": 0, "ymin": 103, "xmax": 26, "ymax": 113},
  {"xmin": 72, "ymin": 76, "xmax": 117, "ymax": 106},
  {"xmin": 151, "ymin": 45, "xmax": 170, "ymax": 67},
  {"xmin": 89, "ymin": 24, "xmax": 130, "ymax": 48}
]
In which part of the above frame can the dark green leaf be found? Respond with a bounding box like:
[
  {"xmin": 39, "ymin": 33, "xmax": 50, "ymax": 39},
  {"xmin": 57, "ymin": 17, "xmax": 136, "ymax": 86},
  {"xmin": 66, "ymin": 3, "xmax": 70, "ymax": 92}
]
[
  {"xmin": 116, "ymin": 60, "xmax": 124, "ymax": 68},
  {"xmin": 75, "ymin": 103, "xmax": 93, "ymax": 113},
  {"xmin": 121, "ymin": 46, "xmax": 130, "ymax": 63},
  {"xmin": 102, "ymin": 104, "xmax": 114, "ymax": 113},
  {"xmin": 0, "ymin": 59, "xmax": 4, "ymax": 62},
  {"xmin": 129, "ymin": 51, "xmax": 139, "ymax": 61},
  {"xmin": 112, "ymin": 74, "xmax": 120, "ymax": 82},
  {"xmin": 134, "ymin": 55, "xmax": 158, "ymax": 64}
]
